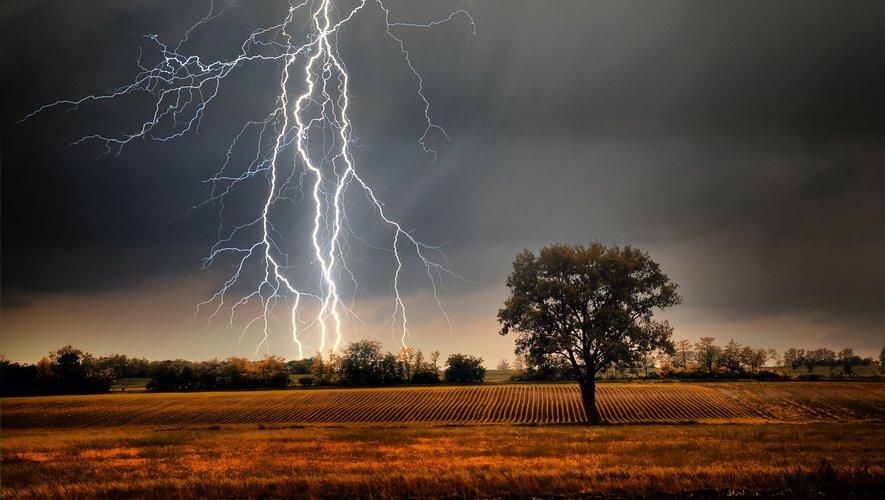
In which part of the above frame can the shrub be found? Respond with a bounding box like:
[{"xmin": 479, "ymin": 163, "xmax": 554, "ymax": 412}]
[
  {"xmin": 444, "ymin": 354, "xmax": 486, "ymax": 384},
  {"xmin": 298, "ymin": 376, "xmax": 314, "ymax": 387}
]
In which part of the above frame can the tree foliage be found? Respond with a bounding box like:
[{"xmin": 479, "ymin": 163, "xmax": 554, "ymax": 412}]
[
  {"xmin": 444, "ymin": 353, "xmax": 486, "ymax": 384},
  {"xmin": 340, "ymin": 340, "xmax": 386, "ymax": 386},
  {"xmin": 311, "ymin": 342, "xmax": 441, "ymax": 386},
  {"xmin": 145, "ymin": 356, "xmax": 291, "ymax": 391},
  {"xmin": 673, "ymin": 339, "xmax": 693, "ymax": 369},
  {"xmin": 0, "ymin": 345, "xmax": 110, "ymax": 396},
  {"xmin": 740, "ymin": 346, "xmax": 768, "ymax": 373},
  {"xmin": 694, "ymin": 337, "xmax": 721, "ymax": 374},
  {"xmin": 498, "ymin": 243, "xmax": 680, "ymax": 422}
]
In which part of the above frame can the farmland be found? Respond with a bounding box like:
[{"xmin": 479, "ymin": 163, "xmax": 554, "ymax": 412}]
[
  {"xmin": 2, "ymin": 382, "xmax": 883, "ymax": 497},
  {"xmin": 2, "ymin": 422, "xmax": 882, "ymax": 497},
  {"xmin": 3, "ymin": 382, "xmax": 882, "ymax": 427}
]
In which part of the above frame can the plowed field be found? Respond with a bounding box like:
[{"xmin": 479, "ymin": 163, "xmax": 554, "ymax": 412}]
[{"xmin": 3, "ymin": 382, "xmax": 881, "ymax": 428}]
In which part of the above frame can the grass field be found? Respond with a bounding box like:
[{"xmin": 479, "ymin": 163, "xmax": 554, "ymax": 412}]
[
  {"xmin": 2, "ymin": 382, "xmax": 883, "ymax": 497},
  {"xmin": 2, "ymin": 423, "xmax": 882, "ymax": 497}
]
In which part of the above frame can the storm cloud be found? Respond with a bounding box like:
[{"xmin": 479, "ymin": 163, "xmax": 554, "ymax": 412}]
[{"xmin": 2, "ymin": 0, "xmax": 884, "ymax": 360}]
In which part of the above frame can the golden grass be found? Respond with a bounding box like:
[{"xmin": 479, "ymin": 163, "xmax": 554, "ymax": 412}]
[
  {"xmin": 2, "ymin": 423, "xmax": 882, "ymax": 497},
  {"xmin": 3, "ymin": 382, "xmax": 882, "ymax": 427}
]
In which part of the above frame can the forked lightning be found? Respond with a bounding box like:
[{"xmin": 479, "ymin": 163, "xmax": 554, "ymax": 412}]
[{"xmin": 23, "ymin": 0, "xmax": 475, "ymax": 358}]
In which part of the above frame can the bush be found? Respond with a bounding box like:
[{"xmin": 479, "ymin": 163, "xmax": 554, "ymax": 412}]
[
  {"xmin": 298, "ymin": 376, "xmax": 314, "ymax": 387},
  {"xmin": 444, "ymin": 354, "xmax": 486, "ymax": 384}
]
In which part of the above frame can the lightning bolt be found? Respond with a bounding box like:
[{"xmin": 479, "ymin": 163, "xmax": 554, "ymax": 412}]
[{"xmin": 22, "ymin": 0, "xmax": 475, "ymax": 358}]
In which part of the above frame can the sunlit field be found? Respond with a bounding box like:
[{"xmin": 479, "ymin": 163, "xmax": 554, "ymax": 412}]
[
  {"xmin": 3, "ymin": 422, "xmax": 882, "ymax": 497},
  {"xmin": 3, "ymin": 382, "xmax": 882, "ymax": 427},
  {"xmin": 2, "ymin": 382, "xmax": 883, "ymax": 497}
]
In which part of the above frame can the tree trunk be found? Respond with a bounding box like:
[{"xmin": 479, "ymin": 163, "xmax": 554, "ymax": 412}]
[{"xmin": 578, "ymin": 379, "xmax": 602, "ymax": 424}]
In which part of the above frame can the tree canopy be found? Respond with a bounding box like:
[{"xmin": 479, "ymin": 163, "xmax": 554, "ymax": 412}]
[{"xmin": 498, "ymin": 243, "xmax": 680, "ymax": 423}]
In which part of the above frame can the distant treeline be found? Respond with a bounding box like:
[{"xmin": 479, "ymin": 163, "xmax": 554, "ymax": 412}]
[
  {"xmin": 0, "ymin": 341, "xmax": 486, "ymax": 396},
  {"xmin": 286, "ymin": 340, "xmax": 485, "ymax": 387},
  {"xmin": 503, "ymin": 338, "xmax": 883, "ymax": 382},
  {"xmin": 1, "ymin": 345, "xmax": 114, "ymax": 396},
  {"xmin": 3, "ymin": 339, "xmax": 881, "ymax": 396}
]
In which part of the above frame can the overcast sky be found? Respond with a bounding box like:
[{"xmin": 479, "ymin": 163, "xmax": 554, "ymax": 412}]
[{"xmin": 2, "ymin": 0, "xmax": 884, "ymax": 363}]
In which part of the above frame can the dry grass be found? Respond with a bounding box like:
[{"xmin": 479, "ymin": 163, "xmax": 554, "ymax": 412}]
[
  {"xmin": 3, "ymin": 382, "xmax": 882, "ymax": 427},
  {"xmin": 3, "ymin": 382, "xmax": 882, "ymax": 497},
  {"xmin": 2, "ymin": 423, "xmax": 882, "ymax": 497}
]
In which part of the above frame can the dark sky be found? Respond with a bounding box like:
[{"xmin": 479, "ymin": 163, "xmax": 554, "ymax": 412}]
[{"xmin": 2, "ymin": 0, "xmax": 884, "ymax": 362}]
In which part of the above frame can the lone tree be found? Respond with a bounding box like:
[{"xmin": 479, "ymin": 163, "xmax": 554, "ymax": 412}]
[{"xmin": 498, "ymin": 243, "xmax": 680, "ymax": 424}]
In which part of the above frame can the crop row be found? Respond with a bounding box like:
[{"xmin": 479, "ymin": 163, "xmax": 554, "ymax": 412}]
[{"xmin": 2, "ymin": 382, "xmax": 881, "ymax": 428}]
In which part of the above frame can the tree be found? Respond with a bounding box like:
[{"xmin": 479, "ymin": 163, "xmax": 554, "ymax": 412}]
[
  {"xmin": 799, "ymin": 350, "xmax": 816, "ymax": 375},
  {"xmin": 639, "ymin": 352, "xmax": 656, "ymax": 377},
  {"xmin": 809, "ymin": 348, "xmax": 836, "ymax": 377},
  {"xmin": 740, "ymin": 346, "xmax": 768, "ymax": 373},
  {"xmin": 310, "ymin": 351, "xmax": 341, "ymax": 385},
  {"xmin": 286, "ymin": 357, "xmax": 314, "ymax": 374},
  {"xmin": 498, "ymin": 243, "xmax": 680, "ymax": 424},
  {"xmin": 395, "ymin": 347, "xmax": 418, "ymax": 381},
  {"xmin": 838, "ymin": 348, "xmax": 861, "ymax": 378},
  {"xmin": 146, "ymin": 359, "xmax": 201, "ymax": 391},
  {"xmin": 50, "ymin": 344, "xmax": 88, "ymax": 390},
  {"xmin": 496, "ymin": 359, "xmax": 511, "ymax": 370},
  {"xmin": 880, "ymin": 346, "xmax": 885, "ymax": 375},
  {"xmin": 44, "ymin": 345, "xmax": 110, "ymax": 393},
  {"xmin": 410, "ymin": 350, "xmax": 441, "ymax": 384},
  {"xmin": 92, "ymin": 353, "xmax": 149, "ymax": 381},
  {"xmin": 253, "ymin": 356, "xmax": 291, "ymax": 388},
  {"xmin": 694, "ymin": 337, "xmax": 721, "ymax": 374},
  {"xmin": 673, "ymin": 339, "xmax": 693, "ymax": 370},
  {"xmin": 782, "ymin": 348, "xmax": 806, "ymax": 375},
  {"xmin": 340, "ymin": 340, "xmax": 386, "ymax": 385},
  {"xmin": 444, "ymin": 354, "xmax": 486, "ymax": 384},
  {"xmin": 0, "ymin": 360, "xmax": 39, "ymax": 396},
  {"xmin": 720, "ymin": 339, "xmax": 743, "ymax": 375},
  {"xmin": 767, "ymin": 348, "xmax": 780, "ymax": 374}
]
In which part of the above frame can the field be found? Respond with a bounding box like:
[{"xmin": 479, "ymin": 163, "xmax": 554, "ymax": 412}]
[
  {"xmin": 3, "ymin": 423, "xmax": 882, "ymax": 497},
  {"xmin": 3, "ymin": 382, "xmax": 883, "ymax": 427},
  {"xmin": 2, "ymin": 382, "xmax": 883, "ymax": 497}
]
